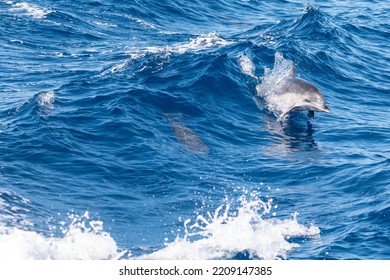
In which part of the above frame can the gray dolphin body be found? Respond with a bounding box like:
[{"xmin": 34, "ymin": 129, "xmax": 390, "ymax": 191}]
[
  {"xmin": 168, "ymin": 116, "xmax": 209, "ymax": 155},
  {"xmin": 276, "ymin": 64, "xmax": 330, "ymax": 118}
]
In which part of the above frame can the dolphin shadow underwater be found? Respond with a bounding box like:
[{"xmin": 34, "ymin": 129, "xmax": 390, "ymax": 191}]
[{"xmin": 165, "ymin": 113, "xmax": 209, "ymax": 156}]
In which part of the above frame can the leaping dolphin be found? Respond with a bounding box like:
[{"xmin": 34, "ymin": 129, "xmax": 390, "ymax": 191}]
[
  {"xmin": 241, "ymin": 53, "xmax": 330, "ymax": 119},
  {"xmin": 276, "ymin": 63, "xmax": 330, "ymax": 118}
]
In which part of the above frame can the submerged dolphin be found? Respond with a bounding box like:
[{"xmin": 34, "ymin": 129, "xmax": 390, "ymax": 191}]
[
  {"xmin": 275, "ymin": 63, "xmax": 330, "ymax": 118},
  {"xmin": 167, "ymin": 116, "xmax": 209, "ymax": 155}
]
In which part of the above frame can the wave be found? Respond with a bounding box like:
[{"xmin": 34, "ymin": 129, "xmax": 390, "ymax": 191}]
[
  {"xmin": 2, "ymin": 90, "xmax": 55, "ymax": 121},
  {"xmin": 100, "ymin": 33, "xmax": 232, "ymax": 77}
]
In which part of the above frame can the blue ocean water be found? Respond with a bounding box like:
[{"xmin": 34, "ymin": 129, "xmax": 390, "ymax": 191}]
[{"xmin": 0, "ymin": 0, "xmax": 389, "ymax": 260}]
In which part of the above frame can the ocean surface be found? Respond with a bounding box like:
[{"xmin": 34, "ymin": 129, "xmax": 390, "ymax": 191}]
[{"xmin": 0, "ymin": 0, "xmax": 389, "ymax": 260}]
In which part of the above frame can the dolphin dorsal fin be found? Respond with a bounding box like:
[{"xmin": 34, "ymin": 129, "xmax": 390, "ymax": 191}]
[{"xmin": 288, "ymin": 62, "xmax": 295, "ymax": 78}]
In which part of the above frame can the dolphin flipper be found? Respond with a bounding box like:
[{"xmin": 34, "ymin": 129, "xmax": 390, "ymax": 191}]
[{"xmin": 282, "ymin": 108, "xmax": 315, "ymax": 119}]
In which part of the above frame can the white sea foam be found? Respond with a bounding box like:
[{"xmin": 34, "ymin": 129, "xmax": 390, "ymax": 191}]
[
  {"xmin": 133, "ymin": 17, "xmax": 158, "ymax": 30},
  {"xmin": 37, "ymin": 90, "xmax": 55, "ymax": 110},
  {"xmin": 10, "ymin": 39, "xmax": 24, "ymax": 44},
  {"xmin": 130, "ymin": 33, "xmax": 232, "ymax": 58},
  {"xmin": 138, "ymin": 195, "xmax": 320, "ymax": 260},
  {"xmin": 93, "ymin": 21, "xmax": 118, "ymax": 28},
  {"xmin": 171, "ymin": 33, "xmax": 232, "ymax": 54},
  {"xmin": 7, "ymin": 1, "xmax": 52, "ymax": 19},
  {"xmin": 0, "ymin": 212, "xmax": 125, "ymax": 260},
  {"xmin": 102, "ymin": 33, "xmax": 232, "ymax": 76}
]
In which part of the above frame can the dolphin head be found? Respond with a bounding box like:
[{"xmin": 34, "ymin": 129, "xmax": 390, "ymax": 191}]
[{"xmin": 282, "ymin": 77, "xmax": 330, "ymax": 116}]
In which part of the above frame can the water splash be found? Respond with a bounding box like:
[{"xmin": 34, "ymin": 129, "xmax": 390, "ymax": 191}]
[
  {"xmin": 256, "ymin": 53, "xmax": 297, "ymax": 119},
  {"xmin": 37, "ymin": 91, "xmax": 55, "ymax": 110},
  {"xmin": 139, "ymin": 195, "xmax": 320, "ymax": 260},
  {"xmin": 0, "ymin": 211, "xmax": 125, "ymax": 260},
  {"xmin": 239, "ymin": 54, "xmax": 257, "ymax": 79}
]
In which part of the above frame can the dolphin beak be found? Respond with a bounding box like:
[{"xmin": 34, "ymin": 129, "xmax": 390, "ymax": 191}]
[
  {"xmin": 311, "ymin": 103, "xmax": 330, "ymax": 113},
  {"xmin": 322, "ymin": 105, "xmax": 330, "ymax": 113}
]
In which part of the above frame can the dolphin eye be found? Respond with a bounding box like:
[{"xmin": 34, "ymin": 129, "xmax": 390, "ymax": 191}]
[{"xmin": 304, "ymin": 99, "xmax": 311, "ymax": 103}]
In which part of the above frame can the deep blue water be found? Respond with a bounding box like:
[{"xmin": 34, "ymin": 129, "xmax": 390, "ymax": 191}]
[{"xmin": 0, "ymin": 0, "xmax": 389, "ymax": 260}]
